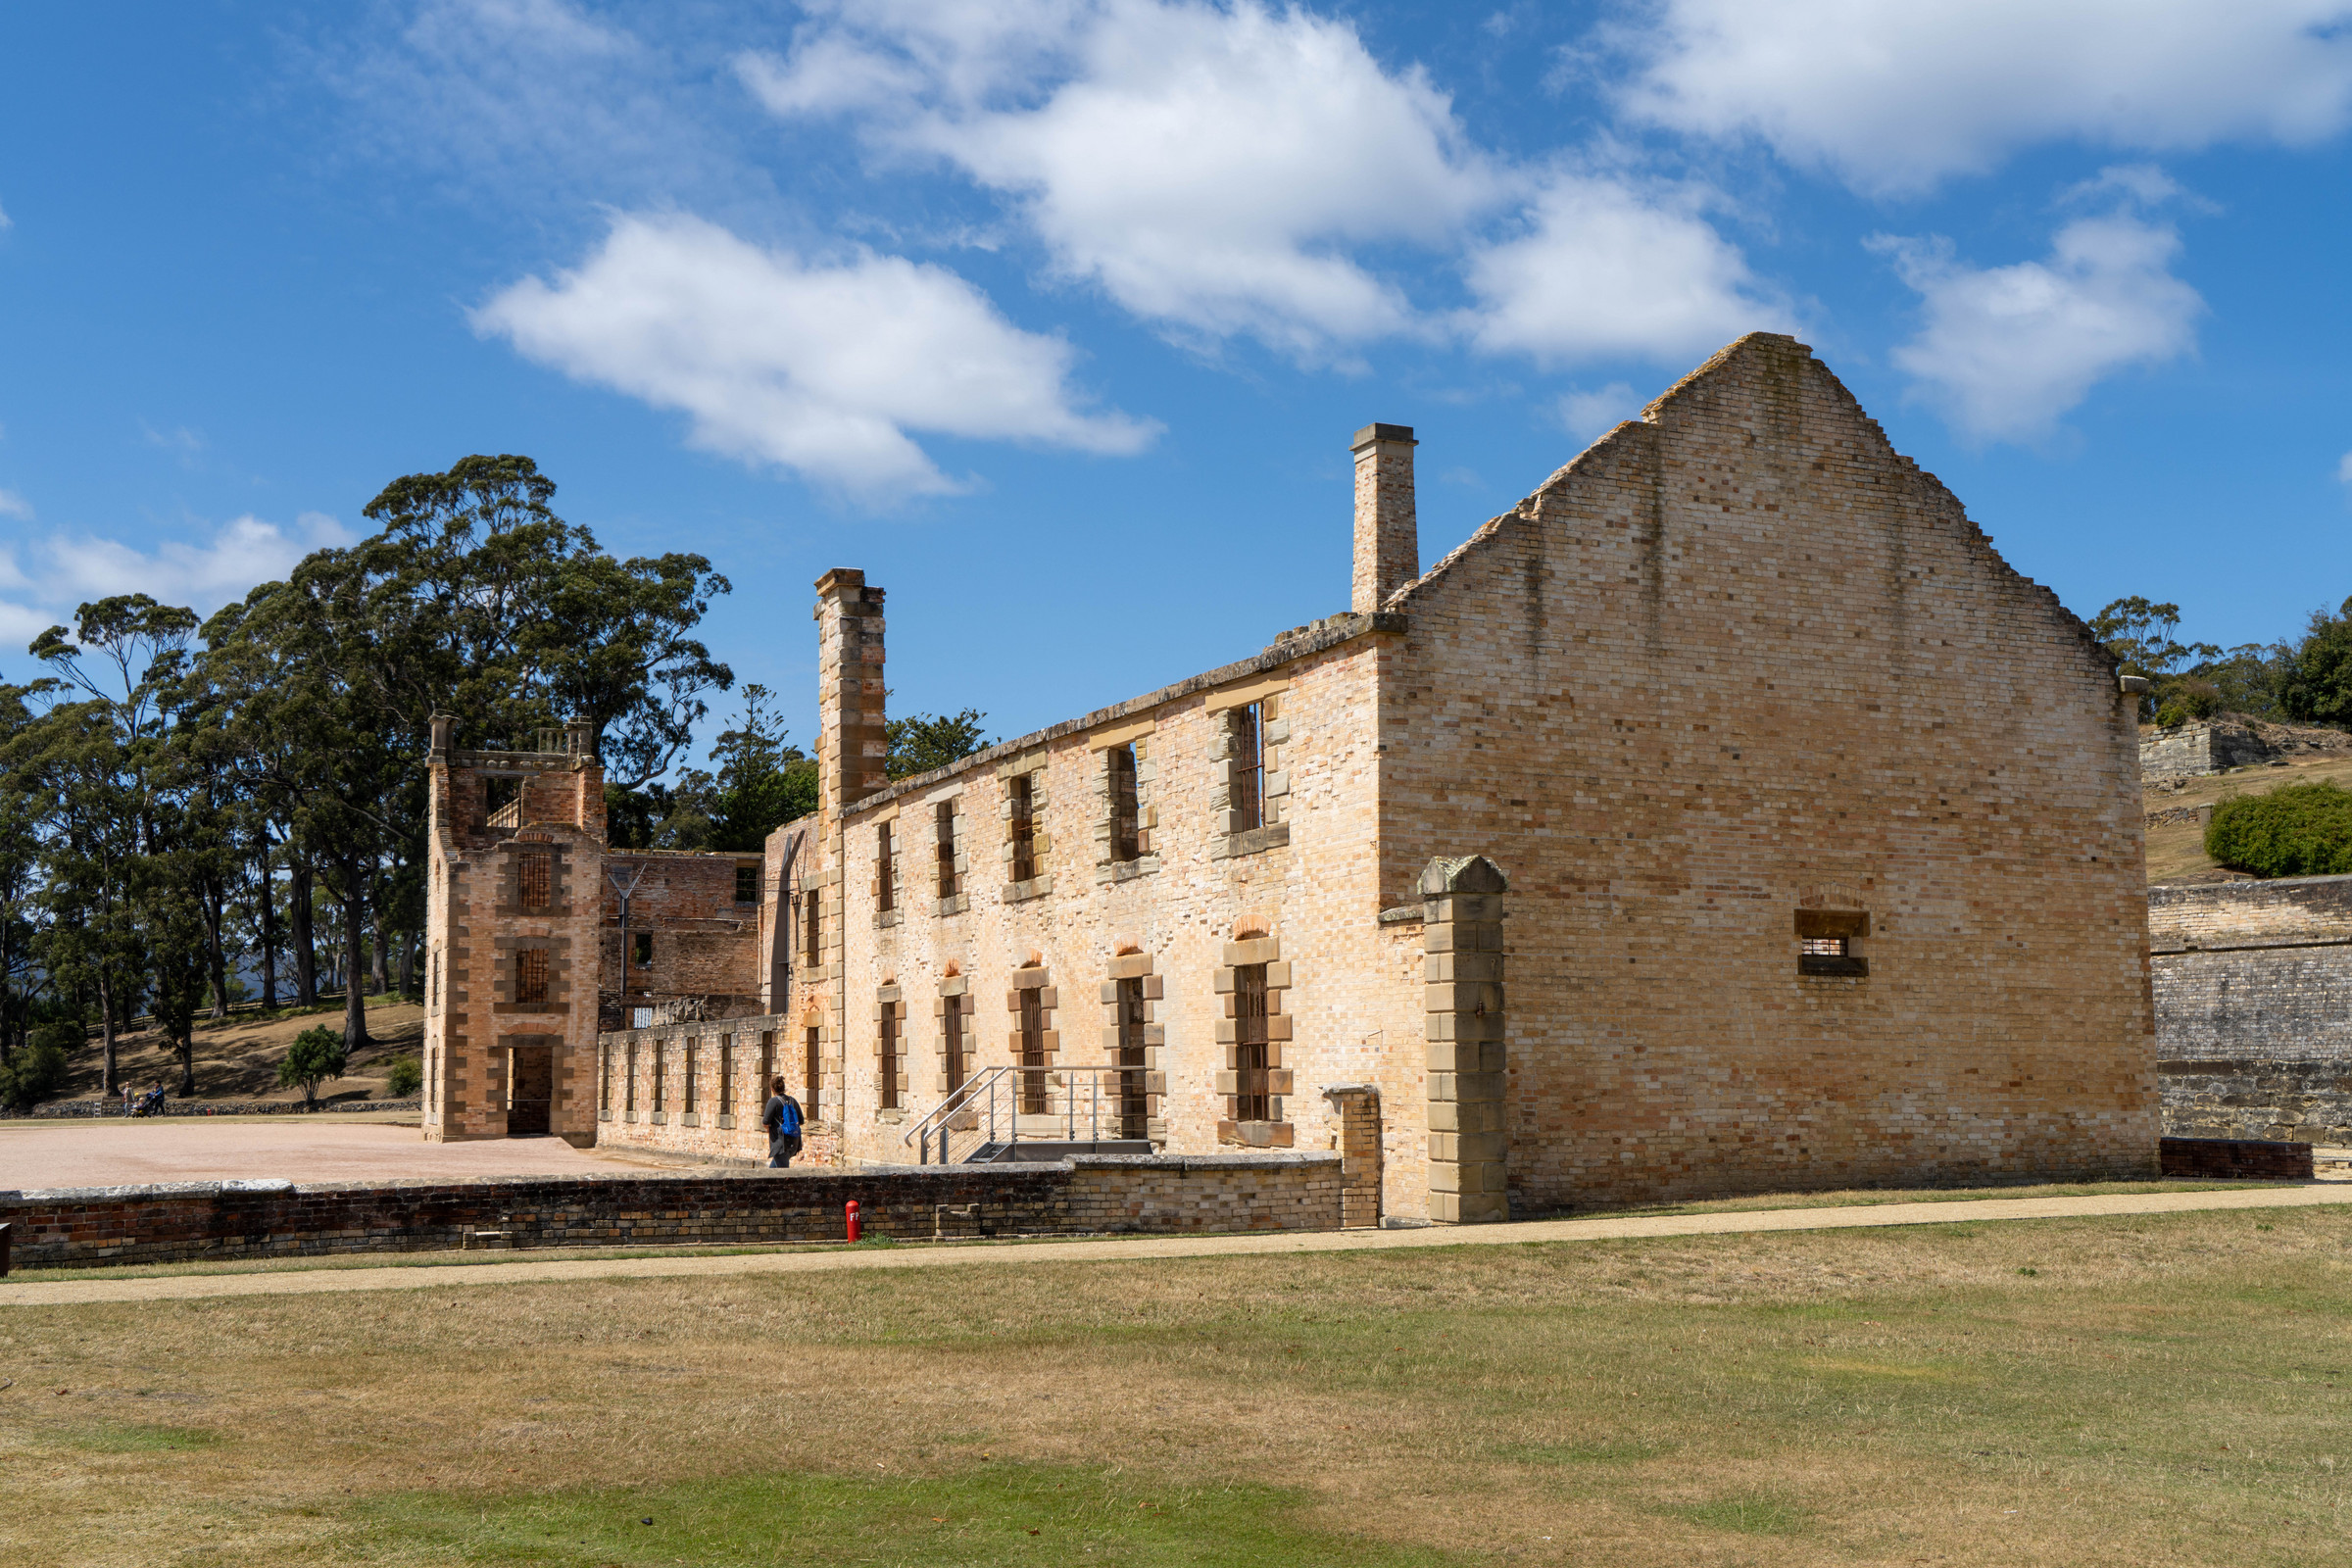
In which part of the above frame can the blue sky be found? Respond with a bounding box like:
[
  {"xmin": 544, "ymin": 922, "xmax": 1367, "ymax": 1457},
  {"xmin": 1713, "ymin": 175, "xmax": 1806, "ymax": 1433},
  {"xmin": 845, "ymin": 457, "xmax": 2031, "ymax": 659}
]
[{"xmin": 3, "ymin": 1, "xmax": 2351, "ymax": 763}]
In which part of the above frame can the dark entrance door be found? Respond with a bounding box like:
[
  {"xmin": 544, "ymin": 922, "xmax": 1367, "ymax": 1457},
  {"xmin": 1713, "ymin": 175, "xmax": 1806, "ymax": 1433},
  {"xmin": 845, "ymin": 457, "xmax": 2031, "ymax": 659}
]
[{"xmin": 507, "ymin": 1045, "xmax": 553, "ymax": 1136}]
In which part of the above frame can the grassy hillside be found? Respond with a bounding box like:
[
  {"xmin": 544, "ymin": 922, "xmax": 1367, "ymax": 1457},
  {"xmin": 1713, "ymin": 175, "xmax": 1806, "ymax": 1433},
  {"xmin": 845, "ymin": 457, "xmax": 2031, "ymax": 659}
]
[
  {"xmin": 52, "ymin": 998, "xmax": 424, "ymax": 1104},
  {"xmin": 2142, "ymin": 752, "xmax": 2352, "ymax": 884}
]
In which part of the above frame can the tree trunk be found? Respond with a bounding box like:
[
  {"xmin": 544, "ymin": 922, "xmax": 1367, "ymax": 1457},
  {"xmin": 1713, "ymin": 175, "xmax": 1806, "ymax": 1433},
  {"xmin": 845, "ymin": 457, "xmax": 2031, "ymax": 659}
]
[
  {"xmin": 98, "ymin": 967, "xmax": 119, "ymax": 1098},
  {"xmin": 338, "ymin": 868, "xmax": 372, "ymax": 1052},
  {"xmin": 176, "ymin": 1024, "xmax": 195, "ymax": 1098},
  {"xmin": 258, "ymin": 850, "xmax": 280, "ymax": 1011},
  {"xmin": 203, "ymin": 870, "xmax": 229, "ymax": 1020},
  {"xmin": 370, "ymin": 905, "xmax": 391, "ymax": 997},
  {"xmin": 291, "ymin": 854, "xmax": 317, "ymax": 1006}
]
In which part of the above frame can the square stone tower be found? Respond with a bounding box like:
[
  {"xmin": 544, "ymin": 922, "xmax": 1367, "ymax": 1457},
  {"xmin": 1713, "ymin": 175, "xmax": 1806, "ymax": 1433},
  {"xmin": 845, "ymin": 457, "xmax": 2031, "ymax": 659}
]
[{"xmin": 421, "ymin": 719, "xmax": 607, "ymax": 1145}]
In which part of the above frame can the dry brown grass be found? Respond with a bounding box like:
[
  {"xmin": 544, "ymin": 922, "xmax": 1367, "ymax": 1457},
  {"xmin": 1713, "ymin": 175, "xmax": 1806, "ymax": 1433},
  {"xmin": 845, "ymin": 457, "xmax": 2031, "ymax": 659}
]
[
  {"xmin": 5, "ymin": 1204, "xmax": 2350, "ymax": 1566},
  {"xmin": 54, "ymin": 999, "xmax": 423, "ymax": 1104},
  {"xmin": 2142, "ymin": 752, "xmax": 2352, "ymax": 884}
]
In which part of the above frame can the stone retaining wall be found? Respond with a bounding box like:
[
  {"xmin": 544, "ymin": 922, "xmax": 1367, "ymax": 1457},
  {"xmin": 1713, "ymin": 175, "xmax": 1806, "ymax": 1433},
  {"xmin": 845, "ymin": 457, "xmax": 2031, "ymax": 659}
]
[
  {"xmin": 0, "ymin": 1152, "xmax": 1342, "ymax": 1270},
  {"xmin": 2157, "ymin": 1136, "xmax": 2314, "ymax": 1181}
]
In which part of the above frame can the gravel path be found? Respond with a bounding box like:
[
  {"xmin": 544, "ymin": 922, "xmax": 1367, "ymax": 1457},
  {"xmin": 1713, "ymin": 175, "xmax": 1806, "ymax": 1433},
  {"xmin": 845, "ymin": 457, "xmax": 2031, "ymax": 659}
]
[{"xmin": 7, "ymin": 1183, "xmax": 2344, "ymax": 1307}]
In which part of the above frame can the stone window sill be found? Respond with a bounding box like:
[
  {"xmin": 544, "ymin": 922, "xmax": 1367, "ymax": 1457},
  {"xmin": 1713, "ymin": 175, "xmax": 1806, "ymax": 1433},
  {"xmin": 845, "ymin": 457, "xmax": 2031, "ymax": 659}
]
[
  {"xmin": 936, "ymin": 893, "xmax": 968, "ymax": 917},
  {"xmin": 1003, "ymin": 874, "xmax": 1054, "ymax": 905},
  {"xmin": 1798, "ymin": 956, "xmax": 1870, "ymax": 978},
  {"xmin": 1216, "ymin": 1118, "xmax": 1296, "ymax": 1149},
  {"xmin": 1096, "ymin": 856, "xmax": 1161, "ymax": 885},
  {"xmin": 717, "ymin": 1113, "xmax": 736, "ymax": 1129},
  {"xmin": 649, "ymin": 1111, "xmax": 667, "ymax": 1125},
  {"xmin": 1215, "ymin": 823, "xmax": 1291, "ymax": 860},
  {"xmin": 682, "ymin": 1112, "xmax": 701, "ymax": 1127},
  {"xmin": 876, "ymin": 1107, "xmax": 906, "ymax": 1124},
  {"xmin": 874, "ymin": 909, "xmax": 902, "ymax": 929}
]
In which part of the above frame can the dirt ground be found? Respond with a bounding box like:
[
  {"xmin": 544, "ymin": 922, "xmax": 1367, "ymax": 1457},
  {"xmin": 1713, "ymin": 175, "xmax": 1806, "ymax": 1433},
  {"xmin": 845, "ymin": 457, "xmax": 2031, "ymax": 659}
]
[
  {"xmin": 0, "ymin": 1118, "xmax": 648, "ymax": 1189},
  {"xmin": 52, "ymin": 998, "xmax": 424, "ymax": 1105}
]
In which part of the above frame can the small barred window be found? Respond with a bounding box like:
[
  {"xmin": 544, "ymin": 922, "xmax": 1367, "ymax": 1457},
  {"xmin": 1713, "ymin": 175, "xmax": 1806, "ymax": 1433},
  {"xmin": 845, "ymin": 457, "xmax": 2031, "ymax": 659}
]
[
  {"xmin": 514, "ymin": 948, "xmax": 550, "ymax": 1006},
  {"xmin": 518, "ymin": 853, "xmax": 552, "ymax": 910}
]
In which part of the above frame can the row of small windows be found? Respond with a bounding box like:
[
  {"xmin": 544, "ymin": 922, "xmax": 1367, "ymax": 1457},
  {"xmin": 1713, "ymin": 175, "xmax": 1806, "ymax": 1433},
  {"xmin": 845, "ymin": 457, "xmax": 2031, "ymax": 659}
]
[
  {"xmin": 841, "ymin": 702, "xmax": 1274, "ymax": 923},
  {"xmin": 605, "ymin": 1026, "xmax": 826, "ymax": 1123},
  {"xmin": 507, "ymin": 852, "xmax": 761, "ymax": 912}
]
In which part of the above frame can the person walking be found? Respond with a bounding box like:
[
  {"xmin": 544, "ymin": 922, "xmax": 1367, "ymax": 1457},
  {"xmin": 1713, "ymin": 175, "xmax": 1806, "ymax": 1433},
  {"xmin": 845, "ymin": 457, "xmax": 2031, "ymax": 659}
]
[{"xmin": 763, "ymin": 1075, "xmax": 804, "ymax": 1168}]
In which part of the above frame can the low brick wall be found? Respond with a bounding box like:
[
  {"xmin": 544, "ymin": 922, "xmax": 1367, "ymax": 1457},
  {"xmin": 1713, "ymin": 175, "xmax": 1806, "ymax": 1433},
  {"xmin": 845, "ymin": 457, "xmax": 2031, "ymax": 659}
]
[
  {"xmin": 6, "ymin": 1099, "xmax": 420, "ymax": 1121},
  {"xmin": 0, "ymin": 1152, "xmax": 1342, "ymax": 1270},
  {"xmin": 2158, "ymin": 1136, "xmax": 2315, "ymax": 1181}
]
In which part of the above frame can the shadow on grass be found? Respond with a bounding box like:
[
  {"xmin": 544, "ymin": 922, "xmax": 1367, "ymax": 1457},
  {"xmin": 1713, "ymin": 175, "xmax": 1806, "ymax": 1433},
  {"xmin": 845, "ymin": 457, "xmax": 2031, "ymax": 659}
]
[{"xmin": 339, "ymin": 1463, "xmax": 1468, "ymax": 1566}]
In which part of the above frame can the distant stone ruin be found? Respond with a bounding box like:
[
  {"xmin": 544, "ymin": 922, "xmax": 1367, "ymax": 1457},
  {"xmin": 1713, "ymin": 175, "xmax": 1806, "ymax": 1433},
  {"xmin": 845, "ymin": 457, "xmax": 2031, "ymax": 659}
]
[{"xmin": 2140, "ymin": 712, "xmax": 2352, "ymax": 782}]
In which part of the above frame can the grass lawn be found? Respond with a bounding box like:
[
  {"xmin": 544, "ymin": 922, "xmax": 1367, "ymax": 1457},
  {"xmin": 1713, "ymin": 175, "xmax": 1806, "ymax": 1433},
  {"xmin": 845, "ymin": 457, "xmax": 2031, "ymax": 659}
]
[{"xmin": 6, "ymin": 1204, "xmax": 2351, "ymax": 1566}]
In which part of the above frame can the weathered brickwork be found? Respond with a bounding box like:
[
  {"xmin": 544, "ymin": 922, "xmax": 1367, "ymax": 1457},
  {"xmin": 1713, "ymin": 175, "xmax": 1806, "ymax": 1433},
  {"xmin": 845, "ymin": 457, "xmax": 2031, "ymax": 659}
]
[
  {"xmin": 2141, "ymin": 722, "xmax": 2220, "ymax": 780},
  {"xmin": 0, "ymin": 1153, "xmax": 1341, "ymax": 1269},
  {"xmin": 562, "ymin": 335, "xmax": 2153, "ymax": 1222},
  {"xmin": 2150, "ymin": 876, "xmax": 2352, "ymax": 1145},
  {"xmin": 1378, "ymin": 336, "xmax": 2157, "ymax": 1207},
  {"xmin": 600, "ymin": 850, "xmax": 765, "ymax": 1025},
  {"xmin": 422, "ymin": 720, "xmax": 607, "ymax": 1147},
  {"xmin": 2158, "ymin": 1136, "xmax": 2315, "ymax": 1181}
]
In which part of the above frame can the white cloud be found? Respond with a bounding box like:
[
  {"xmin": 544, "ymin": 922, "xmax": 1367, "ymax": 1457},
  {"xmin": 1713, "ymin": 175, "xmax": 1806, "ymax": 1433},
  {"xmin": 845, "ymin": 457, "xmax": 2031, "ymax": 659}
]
[
  {"xmin": 2337, "ymin": 451, "xmax": 2352, "ymax": 486},
  {"xmin": 0, "ymin": 197, "xmax": 12, "ymax": 230},
  {"xmin": 1558, "ymin": 382, "xmax": 1642, "ymax": 441},
  {"xmin": 1871, "ymin": 192, "xmax": 2204, "ymax": 444},
  {"xmin": 742, "ymin": 0, "xmax": 1503, "ymax": 359},
  {"xmin": 0, "ymin": 513, "xmax": 354, "ymax": 661},
  {"xmin": 1600, "ymin": 0, "xmax": 2352, "ymax": 194},
  {"xmin": 472, "ymin": 212, "xmax": 1159, "ymax": 503},
  {"xmin": 1460, "ymin": 172, "xmax": 1790, "ymax": 366},
  {"xmin": 0, "ymin": 488, "xmax": 30, "ymax": 521}
]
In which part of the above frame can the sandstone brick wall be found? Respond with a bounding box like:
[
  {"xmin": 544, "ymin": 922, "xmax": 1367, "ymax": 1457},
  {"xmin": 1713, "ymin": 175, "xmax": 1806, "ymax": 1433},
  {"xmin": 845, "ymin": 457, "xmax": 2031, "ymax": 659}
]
[
  {"xmin": 595, "ymin": 1014, "xmax": 797, "ymax": 1162},
  {"xmin": 2150, "ymin": 876, "xmax": 2352, "ymax": 1145},
  {"xmin": 780, "ymin": 618, "xmax": 1431, "ymax": 1212},
  {"xmin": 1381, "ymin": 334, "xmax": 2159, "ymax": 1208},
  {"xmin": 0, "ymin": 1152, "xmax": 1341, "ymax": 1270},
  {"xmin": 601, "ymin": 849, "xmax": 766, "ymax": 1023}
]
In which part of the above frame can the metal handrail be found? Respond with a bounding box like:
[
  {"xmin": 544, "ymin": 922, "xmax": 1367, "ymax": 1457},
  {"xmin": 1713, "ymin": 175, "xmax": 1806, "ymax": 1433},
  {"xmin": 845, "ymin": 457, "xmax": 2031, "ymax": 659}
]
[{"xmin": 902, "ymin": 1063, "xmax": 1147, "ymax": 1164}]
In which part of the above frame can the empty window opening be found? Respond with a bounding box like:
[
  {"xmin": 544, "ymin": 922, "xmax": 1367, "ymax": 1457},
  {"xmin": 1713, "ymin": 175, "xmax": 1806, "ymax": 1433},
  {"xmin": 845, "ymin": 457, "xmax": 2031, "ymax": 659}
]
[
  {"xmin": 719, "ymin": 1034, "xmax": 734, "ymax": 1115},
  {"xmin": 600, "ymin": 1043, "xmax": 612, "ymax": 1112},
  {"xmin": 518, "ymin": 853, "xmax": 552, "ymax": 910},
  {"xmin": 805, "ymin": 1026, "xmax": 822, "ymax": 1122},
  {"xmin": 1009, "ymin": 773, "xmax": 1038, "ymax": 883},
  {"xmin": 684, "ymin": 1037, "xmax": 699, "ymax": 1114},
  {"xmin": 802, "ymin": 888, "xmax": 821, "ymax": 964},
  {"xmin": 735, "ymin": 864, "xmax": 760, "ymax": 904},
  {"xmin": 944, "ymin": 994, "xmax": 969, "ymax": 1095},
  {"xmin": 759, "ymin": 1030, "xmax": 775, "ymax": 1110},
  {"xmin": 514, "ymin": 948, "xmax": 550, "ymax": 1007},
  {"xmin": 652, "ymin": 1042, "xmax": 666, "ymax": 1113},
  {"xmin": 1234, "ymin": 963, "xmax": 1270, "ymax": 1121},
  {"xmin": 632, "ymin": 932, "xmax": 653, "ymax": 969},
  {"xmin": 876, "ymin": 821, "xmax": 895, "ymax": 912},
  {"xmin": 879, "ymin": 1004, "xmax": 901, "ymax": 1111},
  {"xmin": 624, "ymin": 1042, "xmax": 637, "ymax": 1114},
  {"xmin": 484, "ymin": 773, "xmax": 521, "ymax": 828},
  {"xmin": 1116, "ymin": 975, "xmax": 1148, "ymax": 1139},
  {"xmin": 1018, "ymin": 981, "xmax": 1047, "ymax": 1115},
  {"xmin": 1794, "ymin": 910, "xmax": 1869, "ymax": 977},
  {"xmin": 1231, "ymin": 704, "xmax": 1265, "ymax": 833},
  {"xmin": 936, "ymin": 801, "xmax": 959, "ymax": 900},
  {"xmin": 1108, "ymin": 744, "xmax": 1140, "ymax": 862}
]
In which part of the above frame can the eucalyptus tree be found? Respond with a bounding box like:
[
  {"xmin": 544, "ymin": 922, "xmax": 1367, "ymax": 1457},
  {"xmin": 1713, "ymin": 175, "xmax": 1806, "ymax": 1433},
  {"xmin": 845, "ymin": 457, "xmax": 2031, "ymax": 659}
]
[{"xmin": 7, "ymin": 595, "xmax": 196, "ymax": 1093}]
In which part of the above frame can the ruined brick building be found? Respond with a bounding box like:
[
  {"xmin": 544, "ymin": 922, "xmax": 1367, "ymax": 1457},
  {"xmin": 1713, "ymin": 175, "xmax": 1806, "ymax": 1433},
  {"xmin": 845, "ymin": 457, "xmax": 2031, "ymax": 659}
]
[{"xmin": 433, "ymin": 334, "xmax": 2162, "ymax": 1219}]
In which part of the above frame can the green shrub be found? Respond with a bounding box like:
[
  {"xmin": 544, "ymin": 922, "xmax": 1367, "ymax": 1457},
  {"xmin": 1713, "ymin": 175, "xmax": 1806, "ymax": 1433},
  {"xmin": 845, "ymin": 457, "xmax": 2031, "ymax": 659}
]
[
  {"xmin": 382, "ymin": 1054, "xmax": 422, "ymax": 1098},
  {"xmin": 278, "ymin": 1025, "xmax": 349, "ymax": 1107},
  {"xmin": 2206, "ymin": 781, "xmax": 2352, "ymax": 877},
  {"xmin": 0, "ymin": 1039, "xmax": 70, "ymax": 1111}
]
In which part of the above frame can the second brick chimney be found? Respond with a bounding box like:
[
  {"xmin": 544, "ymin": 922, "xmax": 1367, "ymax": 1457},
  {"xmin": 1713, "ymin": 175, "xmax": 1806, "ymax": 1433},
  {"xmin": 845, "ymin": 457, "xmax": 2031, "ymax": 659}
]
[
  {"xmin": 1351, "ymin": 422, "xmax": 1418, "ymax": 613},
  {"xmin": 813, "ymin": 568, "xmax": 887, "ymax": 825}
]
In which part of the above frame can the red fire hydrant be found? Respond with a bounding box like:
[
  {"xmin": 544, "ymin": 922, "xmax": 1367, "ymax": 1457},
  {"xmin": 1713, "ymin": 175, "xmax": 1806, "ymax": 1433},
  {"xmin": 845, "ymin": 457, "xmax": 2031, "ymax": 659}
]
[{"xmin": 845, "ymin": 1200, "xmax": 861, "ymax": 1244}]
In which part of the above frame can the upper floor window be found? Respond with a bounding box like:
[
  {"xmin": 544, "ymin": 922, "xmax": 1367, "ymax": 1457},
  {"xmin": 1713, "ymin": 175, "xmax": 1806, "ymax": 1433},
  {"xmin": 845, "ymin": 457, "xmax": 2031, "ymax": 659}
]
[
  {"xmin": 802, "ymin": 887, "xmax": 822, "ymax": 964},
  {"xmin": 1230, "ymin": 703, "xmax": 1265, "ymax": 833},
  {"xmin": 632, "ymin": 932, "xmax": 654, "ymax": 969},
  {"xmin": 518, "ymin": 852, "xmax": 552, "ymax": 910},
  {"xmin": 936, "ymin": 801, "xmax": 959, "ymax": 900},
  {"xmin": 1009, "ymin": 772, "xmax": 1038, "ymax": 883},
  {"xmin": 735, "ymin": 864, "xmax": 760, "ymax": 904},
  {"xmin": 1107, "ymin": 743, "xmax": 1140, "ymax": 862},
  {"xmin": 515, "ymin": 947, "xmax": 550, "ymax": 1006},
  {"xmin": 876, "ymin": 821, "xmax": 896, "ymax": 912},
  {"xmin": 1233, "ymin": 963, "xmax": 1270, "ymax": 1120},
  {"xmin": 1795, "ymin": 910, "xmax": 1869, "ymax": 977}
]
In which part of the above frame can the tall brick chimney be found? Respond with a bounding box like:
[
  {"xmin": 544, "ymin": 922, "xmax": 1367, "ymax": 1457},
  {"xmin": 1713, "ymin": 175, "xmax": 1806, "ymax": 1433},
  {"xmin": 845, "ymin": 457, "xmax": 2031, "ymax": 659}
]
[
  {"xmin": 1351, "ymin": 422, "xmax": 1418, "ymax": 613},
  {"xmin": 813, "ymin": 568, "xmax": 888, "ymax": 823}
]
